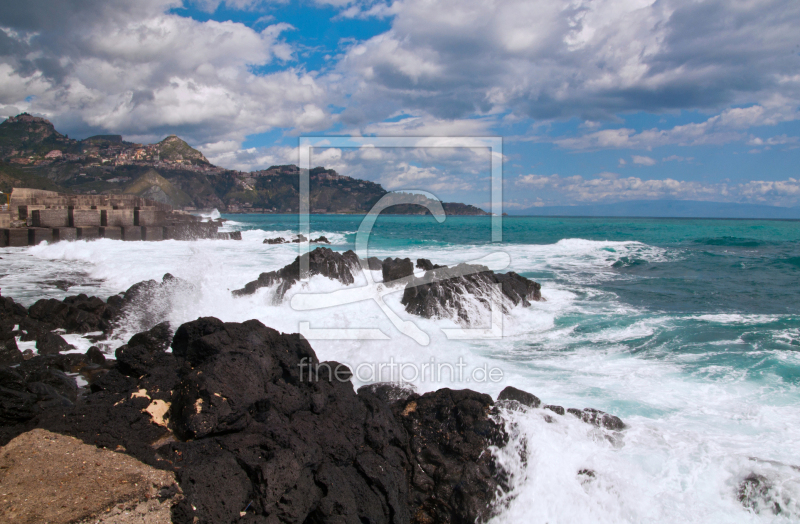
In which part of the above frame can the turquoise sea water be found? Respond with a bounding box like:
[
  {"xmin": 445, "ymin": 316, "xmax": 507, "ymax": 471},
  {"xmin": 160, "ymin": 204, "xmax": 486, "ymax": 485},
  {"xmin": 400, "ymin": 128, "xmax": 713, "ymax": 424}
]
[{"xmin": 4, "ymin": 214, "xmax": 800, "ymax": 521}]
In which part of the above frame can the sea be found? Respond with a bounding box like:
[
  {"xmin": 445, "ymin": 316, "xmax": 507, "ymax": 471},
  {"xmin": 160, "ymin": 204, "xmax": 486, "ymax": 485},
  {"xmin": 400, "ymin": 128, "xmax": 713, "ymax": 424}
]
[{"xmin": 2, "ymin": 213, "xmax": 800, "ymax": 523}]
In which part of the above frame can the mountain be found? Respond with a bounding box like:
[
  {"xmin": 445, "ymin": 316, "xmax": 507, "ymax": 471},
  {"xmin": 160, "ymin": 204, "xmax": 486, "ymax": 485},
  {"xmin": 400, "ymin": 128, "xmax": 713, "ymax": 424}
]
[
  {"xmin": 512, "ymin": 200, "xmax": 800, "ymax": 219},
  {"xmin": 0, "ymin": 114, "xmax": 487, "ymax": 215}
]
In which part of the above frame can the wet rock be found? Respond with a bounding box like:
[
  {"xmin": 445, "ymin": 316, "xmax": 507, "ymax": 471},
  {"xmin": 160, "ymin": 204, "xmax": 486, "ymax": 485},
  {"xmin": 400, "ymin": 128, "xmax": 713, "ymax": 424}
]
[
  {"xmin": 382, "ymin": 257, "xmax": 414, "ymax": 283},
  {"xmin": 0, "ymin": 338, "xmax": 23, "ymax": 366},
  {"xmin": 357, "ymin": 382, "xmax": 416, "ymax": 406},
  {"xmin": 85, "ymin": 346, "xmax": 106, "ymax": 365},
  {"xmin": 27, "ymin": 295, "xmax": 115, "ymax": 334},
  {"xmin": 401, "ymin": 263, "xmax": 542, "ymax": 322},
  {"xmin": 35, "ymin": 331, "xmax": 74, "ymax": 355},
  {"xmin": 567, "ymin": 407, "xmax": 625, "ymax": 430},
  {"xmin": 416, "ymin": 258, "xmax": 445, "ymax": 271},
  {"xmin": 128, "ymin": 321, "xmax": 172, "ymax": 353},
  {"xmin": 232, "ymin": 247, "xmax": 359, "ymax": 299},
  {"xmin": 117, "ymin": 274, "xmax": 195, "ymax": 334},
  {"xmin": 365, "ymin": 256, "xmax": 383, "ymax": 271},
  {"xmin": 263, "ymin": 236, "xmax": 287, "ymax": 244},
  {"xmin": 544, "ymin": 404, "xmax": 565, "ymax": 415},
  {"xmin": 497, "ymin": 385, "xmax": 541, "ymax": 409},
  {"xmin": 311, "ymin": 235, "xmax": 330, "ymax": 244},
  {"xmin": 738, "ymin": 473, "xmax": 785, "ymax": 515},
  {"xmin": 393, "ymin": 388, "xmax": 509, "ymax": 524}
]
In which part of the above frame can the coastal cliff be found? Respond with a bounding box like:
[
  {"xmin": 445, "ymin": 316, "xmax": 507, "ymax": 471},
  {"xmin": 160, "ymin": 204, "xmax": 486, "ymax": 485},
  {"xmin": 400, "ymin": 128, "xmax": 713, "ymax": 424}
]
[{"xmin": 0, "ymin": 114, "xmax": 488, "ymax": 216}]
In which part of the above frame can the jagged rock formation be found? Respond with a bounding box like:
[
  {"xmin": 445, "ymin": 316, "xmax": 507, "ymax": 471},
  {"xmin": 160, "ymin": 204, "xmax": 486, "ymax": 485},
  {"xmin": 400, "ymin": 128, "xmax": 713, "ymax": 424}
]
[
  {"xmin": 401, "ymin": 263, "xmax": 543, "ymax": 322},
  {"xmin": 0, "ymin": 317, "xmax": 525, "ymax": 524},
  {"xmin": 233, "ymin": 247, "xmax": 359, "ymax": 298}
]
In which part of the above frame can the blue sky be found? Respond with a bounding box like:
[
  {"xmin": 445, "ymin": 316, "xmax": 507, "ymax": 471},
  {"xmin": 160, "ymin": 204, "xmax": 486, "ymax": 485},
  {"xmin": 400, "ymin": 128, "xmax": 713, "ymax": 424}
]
[{"xmin": 1, "ymin": 0, "xmax": 799, "ymax": 210}]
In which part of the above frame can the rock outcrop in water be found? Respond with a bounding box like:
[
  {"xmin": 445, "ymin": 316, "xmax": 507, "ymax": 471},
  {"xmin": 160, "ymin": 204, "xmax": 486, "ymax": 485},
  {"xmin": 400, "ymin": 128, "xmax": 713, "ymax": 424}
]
[
  {"xmin": 233, "ymin": 246, "xmax": 360, "ymax": 298},
  {"xmin": 401, "ymin": 263, "xmax": 543, "ymax": 321},
  {"xmin": 231, "ymin": 250, "xmax": 544, "ymax": 324}
]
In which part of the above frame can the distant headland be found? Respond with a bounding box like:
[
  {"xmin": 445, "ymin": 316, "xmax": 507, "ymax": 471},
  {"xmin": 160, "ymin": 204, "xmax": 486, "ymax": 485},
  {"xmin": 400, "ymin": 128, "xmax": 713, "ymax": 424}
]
[{"xmin": 0, "ymin": 114, "xmax": 487, "ymax": 216}]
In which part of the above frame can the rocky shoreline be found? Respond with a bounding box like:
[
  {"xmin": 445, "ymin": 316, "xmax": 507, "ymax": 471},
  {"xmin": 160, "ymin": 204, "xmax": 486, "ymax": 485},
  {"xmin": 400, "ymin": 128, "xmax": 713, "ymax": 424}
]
[{"xmin": 0, "ymin": 253, "xmax": 636, "ymax": 523}]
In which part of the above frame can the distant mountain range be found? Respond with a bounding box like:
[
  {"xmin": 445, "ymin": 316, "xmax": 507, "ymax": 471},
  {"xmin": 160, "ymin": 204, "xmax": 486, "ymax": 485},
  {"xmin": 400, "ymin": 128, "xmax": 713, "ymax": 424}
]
[
  {"xmin": 0, "ymin": 113, "xmax": 486, "ymax": 215},
  {"xmin": 510, "ymin": 200, "xmax": 800, "ymax": 219}
]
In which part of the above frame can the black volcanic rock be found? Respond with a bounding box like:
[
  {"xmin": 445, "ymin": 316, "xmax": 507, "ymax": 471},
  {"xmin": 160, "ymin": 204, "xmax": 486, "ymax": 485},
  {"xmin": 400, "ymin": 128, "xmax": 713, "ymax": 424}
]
[
  {"xmin": 567, "ymin": 408, "xmax": 626, "ymax": 430},
  {"xmin": 401, "ymin": 263, "xmax": 542, "ymax": 322},
  {"xmin": 498, "ymin": 385, "xmax": 541, "ymax": 409},
  {"xmin": 382, "ymin": 257, "xmax": 414, "ymax": 283},
  {"xmin": 391, "ymin": 388, "xmax": 509, "ymax": 524},
  {"xmin": 233, "ymin": 247, "xmax": 359, "ymax": 298},
  {"xmin": 416, "ymin": 258, "xmax": 445, "ymax": 271},
  {"xmin": 34, "ymin": 331, "xmax": 74, "ymax": 355}
]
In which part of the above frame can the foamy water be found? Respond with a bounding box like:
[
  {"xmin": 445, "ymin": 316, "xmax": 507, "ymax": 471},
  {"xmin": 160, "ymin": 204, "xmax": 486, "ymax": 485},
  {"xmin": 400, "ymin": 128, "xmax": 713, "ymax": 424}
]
[{"xmin": 1, "ymin": 215, "xmax": 799, "ymax": 523}]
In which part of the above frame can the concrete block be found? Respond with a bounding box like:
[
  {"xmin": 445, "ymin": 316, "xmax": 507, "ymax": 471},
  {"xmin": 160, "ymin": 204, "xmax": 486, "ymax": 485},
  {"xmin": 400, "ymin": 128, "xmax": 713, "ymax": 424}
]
[
  {"xmin": 101, "ymin": 209, "xmax": 134, "ymax": 227},
  {"xmin": 0, "ymin": 229, "xmax": 6, "ymax": 247},
  {"xmin": 122, "ymin": 226, "xmax": 142, "ymax": 241},
  {"xmin": 142, "ymin": 226, "xmax": 163, "ymax": 241},
  {"xmin": 163, "ymin": 226, "xmax": 178, "ymax": 240},
  {"xmin": 77, "ymin": 227, "xmax": 100, "ymax": 240},
  {"xmin": 31, "ymin": 209, "xmax": 70, "ymax": 228},
  {"xmin": 71, "ymin": 209, "xmax": 102, "ymax": 227},
  {"xmin": 28, "ymin": 228, "xmax": 53, "ymax": 245},
  {"xmin": 6, "ymin": 228, "xmax": 29, "ymax": 247},
  {"xmin": 0, "ymin": 214, "xmax": 9, "ymax": 229},
  {"xmin": 100, "ymin": 227, "xmax": 122, "ymax": 240},
  {"xmin": 53, "ymin": 228, "xmax": 78, "ymax": 242},
  {"xmin": 134, "ymin": 209, "xmax": 166, "ymax": 226}
]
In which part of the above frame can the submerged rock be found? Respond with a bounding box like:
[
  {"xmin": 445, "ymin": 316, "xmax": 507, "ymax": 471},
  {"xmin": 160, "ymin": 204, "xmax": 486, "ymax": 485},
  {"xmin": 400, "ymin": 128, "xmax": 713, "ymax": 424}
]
[{"xmin": 233, "ymin": 247, "xmax": 359, "ymax": 298}]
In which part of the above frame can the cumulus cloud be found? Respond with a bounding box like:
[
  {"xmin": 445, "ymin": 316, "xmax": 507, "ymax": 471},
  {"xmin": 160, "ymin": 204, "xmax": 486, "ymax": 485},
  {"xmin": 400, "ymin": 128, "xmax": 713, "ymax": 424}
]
[
  {"xmin": 333, "ymin": 0, "xmax": 800, "ymax": 128},
  {"xmin": 0, "ymin": 0, "xmax": 328, "ymax": 145},
  {"xmin": 515, "ymin": 173, "xmax": 800, "ymax": 206}
]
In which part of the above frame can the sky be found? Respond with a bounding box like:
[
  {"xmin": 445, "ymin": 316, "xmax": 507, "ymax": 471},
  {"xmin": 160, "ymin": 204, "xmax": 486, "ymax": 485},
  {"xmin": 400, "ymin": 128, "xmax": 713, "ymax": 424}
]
[{"xmin": 0, "ymin": 0, "xmax": 799, "ymax": 210}]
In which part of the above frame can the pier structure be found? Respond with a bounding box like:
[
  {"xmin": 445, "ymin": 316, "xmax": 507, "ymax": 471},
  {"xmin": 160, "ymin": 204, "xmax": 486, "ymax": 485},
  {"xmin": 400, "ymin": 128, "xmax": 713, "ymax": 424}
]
[{"xmin": 0, "ymin": 188, "xmax": 240, "ymax": 247}]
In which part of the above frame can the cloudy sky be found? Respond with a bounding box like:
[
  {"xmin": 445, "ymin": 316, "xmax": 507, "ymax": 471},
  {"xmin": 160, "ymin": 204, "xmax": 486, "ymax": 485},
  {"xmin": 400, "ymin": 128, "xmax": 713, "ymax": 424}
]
[{"xmin": 1, "ymin": 0, "xmax": 799, "ymax": 209}]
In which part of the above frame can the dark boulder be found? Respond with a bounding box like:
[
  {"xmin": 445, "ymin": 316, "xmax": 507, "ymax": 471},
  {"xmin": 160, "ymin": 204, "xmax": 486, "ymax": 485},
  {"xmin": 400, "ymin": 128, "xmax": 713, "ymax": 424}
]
[
  {"xmin": 232, "ymin": 247, "xmax": 359, "ymax": 299},
  {"xmin": 497, "ymin": 385, "xmax": 541, "ymax": 409},
  {"xmin": 116, "ymin": 322, "xmax": 174, "ymax": 377},
  {"xmin": 0, "ymin": 337, "xmax": 23, "ymax": 366},
  {"xmin": 311, "ymin": 235, "xmax": 330, "ymax": 244},
  {"xmin": 382, "ymin": 257, "xmax": 414, "ymax": 283},
  {"xmin": 35, "ymin": 331, "xmax": 75, "ymax": 355},
  {"xmin": 401, "ymin": 263, "xmax": 542, "ymax": 322},
  {"xmin": 116, "ymin": 274, "xmax": 195, "ymax": 334}
]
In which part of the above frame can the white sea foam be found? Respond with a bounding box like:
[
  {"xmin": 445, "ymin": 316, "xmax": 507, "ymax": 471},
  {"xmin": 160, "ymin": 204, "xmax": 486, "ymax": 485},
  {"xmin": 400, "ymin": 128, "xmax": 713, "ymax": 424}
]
[{"xmin": 1, "ymin": 234, "xmax": 798, "ymax": 522}]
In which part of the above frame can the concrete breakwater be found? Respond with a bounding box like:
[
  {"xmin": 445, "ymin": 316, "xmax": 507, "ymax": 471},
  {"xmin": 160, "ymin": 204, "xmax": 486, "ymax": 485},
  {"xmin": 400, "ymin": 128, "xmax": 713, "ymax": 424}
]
[{"xmin": 0, "ymin": 187, "xmax": 241, "ymax": 246}]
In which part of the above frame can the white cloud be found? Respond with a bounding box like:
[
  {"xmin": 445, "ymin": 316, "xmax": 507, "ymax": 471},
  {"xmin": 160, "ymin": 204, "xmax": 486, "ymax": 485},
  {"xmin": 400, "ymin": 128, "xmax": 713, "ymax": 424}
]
[
  {"xmin": 0, "ymin": 0, "xmax": 328, "ymax": 145},
  {"xmin": 515, "ymin": 173, "xmax": 800, "ymax": 206},
  {"xmin": 632, "ymin": 155, "xmax": 656, "ymax": 166}
]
